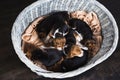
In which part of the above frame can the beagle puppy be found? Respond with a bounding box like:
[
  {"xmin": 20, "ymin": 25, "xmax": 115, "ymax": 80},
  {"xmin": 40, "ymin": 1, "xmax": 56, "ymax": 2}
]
[
  {"xmin": 49, "ymin": 22, "xmax": 69, "ymax": 51},
  {"xmin": 65, "ymin": 28, "xmax": 77, "ymax": 45},
  {"xmin": 35, "ymin": 11, "xmax": 70, "ymax": 41},
  {"xmin": 53, "ymin": 36, "xmax": 66, "ymax": 51},
  {"xmin": 66, "ymin": 45, "xmax": 83, "ymax": 58},
  {"xmin": 65, "ymin": 28, "xmax": 87, "ymax": 53},
  {"xmin": 31, "ymin": 48, "xmax": 64, "ymax": 67},
  {"xmin": 61, "ymin": 45, "xmax": 88, "ymax": 72},
  {"xmin": 68, "ymin": 19, "xmax": 96, "ymax": 53},
  {"xmin": 68, "ymin": 18, "xmax": 93, "ymax": 41},
  {"xmin": 71, "ymin": 11, "xmax": 102, "ymax": 57}
]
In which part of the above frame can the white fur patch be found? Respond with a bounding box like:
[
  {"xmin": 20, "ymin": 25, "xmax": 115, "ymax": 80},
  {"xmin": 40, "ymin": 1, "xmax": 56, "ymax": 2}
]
[
  {"xmin": 57, "ymin": 47, "xmax": 62, "ymax": 51},
  {"xmin": 77, "ymin": 50, "xmax": 84, "ymax": 57},
  {"xmin": 75, "ymin": 31, "xmax": 83, "ymax": 41},
  {"xmin": 52, "ymin": 29, "xmax": 59, "ymax": 38}
]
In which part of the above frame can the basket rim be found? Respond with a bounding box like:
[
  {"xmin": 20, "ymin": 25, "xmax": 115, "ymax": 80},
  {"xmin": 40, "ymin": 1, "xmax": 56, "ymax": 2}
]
[{"xmin": 11, "ymin": 0, "xmax": 119, "ymax": 78}]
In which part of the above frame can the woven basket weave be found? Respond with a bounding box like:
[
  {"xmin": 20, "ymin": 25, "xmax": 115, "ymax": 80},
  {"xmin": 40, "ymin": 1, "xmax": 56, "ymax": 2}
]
[{"xmin": 11, "ymin": 0, "xmax": 118, "ymax": 78}]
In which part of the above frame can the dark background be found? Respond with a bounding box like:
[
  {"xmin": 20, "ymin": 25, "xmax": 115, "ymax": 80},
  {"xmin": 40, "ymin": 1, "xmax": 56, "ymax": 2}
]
[{"xmin": 0, "ymin": 0, "xmax": 120, "ymax": 80}]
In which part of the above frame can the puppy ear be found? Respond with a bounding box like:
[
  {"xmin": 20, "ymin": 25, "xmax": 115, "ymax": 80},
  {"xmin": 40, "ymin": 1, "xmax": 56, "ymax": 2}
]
[{"xmin": 22, "ymin": 33, "xmax": 32, "ymax": 42}]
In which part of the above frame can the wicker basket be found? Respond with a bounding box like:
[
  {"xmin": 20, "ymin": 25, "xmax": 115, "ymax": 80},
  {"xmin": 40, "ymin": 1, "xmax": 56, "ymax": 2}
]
[{"xmin": 11, "ymin": 0, "xmax": 119, "ymax": 78}]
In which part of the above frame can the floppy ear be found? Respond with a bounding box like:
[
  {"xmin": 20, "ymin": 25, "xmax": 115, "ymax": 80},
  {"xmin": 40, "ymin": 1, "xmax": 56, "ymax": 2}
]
[{"xmin": 22, "ymin": 33, "xmax": 32, "ymax": 42}]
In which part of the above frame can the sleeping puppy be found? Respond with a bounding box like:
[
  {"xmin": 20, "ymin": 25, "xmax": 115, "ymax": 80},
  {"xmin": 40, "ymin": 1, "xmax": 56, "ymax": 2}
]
[
  {"xmin": 64, "ymin": 28, "xmax": 78, "ymax": 55},
  {"xmin": 31, "ymin": 48, "xmax": 64, "ymax": 67},
  {"xmin": 68, "ymin": 19, "xmax": 96, "ymax": 53},
  {"xmin": 68, "ymin": 18, "xmax": 93, "ymax": 41},
  {"xmin": 35, "ymin": 11, "xmax": 70, "ymax": 41},
  {"xmin": 49, "ymin": 22, "xmax": 69, "ymax": 51},
  {"xmin": 52, "ymin": 23, "xmax": 69, "ymax": 38},
  {"xmin": 65, "ymin": 28, "xmax": 77, "ymax": 45},
  {"xmin": 44, "ymin": 19, "xmax": 69, "ymax": 48},
  {"xmin": 61, "ymin": 45, "xmax": 88, "ymax": 72},
  {"xmin": 64, "ymin": 28, "xmax": 87, "ymax": 54},
  {"xmin": 53, "ymin": 34, "xmax": 66, "ymax": 51},
  {"xmin": 67, "ymin": 45, "xmax": 84, "ymax": 58}
]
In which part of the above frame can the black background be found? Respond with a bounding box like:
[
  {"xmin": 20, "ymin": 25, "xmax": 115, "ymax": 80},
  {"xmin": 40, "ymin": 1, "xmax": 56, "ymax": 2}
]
[{"xmin": 0, "ymin": 0, "xmax": 120, "ymax": 80}]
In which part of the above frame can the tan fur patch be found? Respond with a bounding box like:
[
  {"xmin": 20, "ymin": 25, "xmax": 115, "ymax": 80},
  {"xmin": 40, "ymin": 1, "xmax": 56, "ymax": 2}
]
[
  {"xmin": 67, "ymin": 45, "xmax": 82, "ymax": 58},
  {"xmin": 85, "ymin": 40, "xmax": 96, "ymax": 57},
  {"xmin": 53, "ymin": 37, "xmax": 66, "ymax": 50}
]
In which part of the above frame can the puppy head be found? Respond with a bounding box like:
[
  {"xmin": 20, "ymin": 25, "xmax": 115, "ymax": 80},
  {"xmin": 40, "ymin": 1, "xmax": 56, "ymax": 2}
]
[
  {"xmin": 53, "ymin": 37, "xmax": 66, "ymax": 50},
  {"xmin": 59, "ymin": 24, "xmax": 69, "ymax": 36},
  {"xmin": 67, "ymin": 45, "xmax": 82, "ymax": 58},
  {"xmin": 53, "ymin": 23, "xmax": 69, "ymax": 38}
]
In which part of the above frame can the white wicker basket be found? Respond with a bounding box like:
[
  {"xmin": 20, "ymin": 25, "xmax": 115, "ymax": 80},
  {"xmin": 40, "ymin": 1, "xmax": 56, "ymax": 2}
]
[{"xmin": 11, "ymin": 0, "xmax": 118, "ymax": 78}]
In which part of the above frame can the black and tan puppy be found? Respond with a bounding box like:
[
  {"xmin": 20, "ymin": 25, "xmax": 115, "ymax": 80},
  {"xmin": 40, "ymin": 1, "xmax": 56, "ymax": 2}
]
[
  {"xmin": 49, "ymin": 19, "xmax": 69, "ymax": 51},
  {"xmin": 64, "ymin": 28, "xmax": 78, "ymax": 55},
  {"xmin": 68, "ymin": 18, "xmax": 93, "ymax": 41},
  {"xmin": 31, "ymin": 48, "xmax": 64, "ymax": 67},
  {"xmin": 64, "ymin": 28, "xmax": 88, "ymax": 54},
  {"xmin": 53, "ymin": 33, "xmax": 66, "ymax": 51},
  {"xmin": 61, "ymin": 45, "xmax": 88, "ymax": 72},
  {"xmin": 68, "ymin": 18, "xmax": 96, "ymax": 56},
  {"xmin": 35, "ymin": 11, "xmax": 70, "ymax": 40},
  {"xmin": 65, "ymin": 28, "xmax": 76, "ymax": 45}
]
